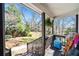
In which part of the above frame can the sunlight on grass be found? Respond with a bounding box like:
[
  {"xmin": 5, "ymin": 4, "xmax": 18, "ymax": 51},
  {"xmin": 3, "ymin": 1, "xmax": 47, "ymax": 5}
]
[
  {"xmin": 5, "ymin": 32, "xmax": 42, "ymax": 49},
  {"xmin": 21, "ymin": 32, "xmax": 42, "ymax": 43}
]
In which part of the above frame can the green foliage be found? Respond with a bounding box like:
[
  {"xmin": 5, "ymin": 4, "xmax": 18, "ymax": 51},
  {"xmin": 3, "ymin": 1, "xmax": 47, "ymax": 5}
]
[
  {"xmin": 17, "ymin": 23, "xmax": 24, "ymax": 33},
  {"xmin": 45, "ymin": 17, "xmax": 52, "ymax": 35},
  {"xmin": 6, "ymin": 4, "xmax": 22, "ymax": 18},
  {"xmin": 5, "ymin": 4, "xmax": 31, "ymax": 37},
  {"xmin": 5, "ymin": 21, "xmax": 17, "ymax": 35},
  {"xmin": 27, "ymin": 33, "xmax": 32, "ymax": 37},
  {"xmin": 20, "ymin": 23, "xmax": 30, "ymax": 36},
  {"xmin": 45, "ymin": 17, "xmax": 52, "ymax": 27},
  {"xmin": 64, "ymin": 28, "xmax": 75, "ymax": 35},
  {"xmin": 5, "ymin": 35, "xmax": 12, "ymax": 40},
  {"xmin": 25, "ymin": 23, "xmax": 30, "ymax": 33}
]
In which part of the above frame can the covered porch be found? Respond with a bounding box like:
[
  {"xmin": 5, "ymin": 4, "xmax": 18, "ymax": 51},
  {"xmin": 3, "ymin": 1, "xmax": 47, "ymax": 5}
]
[{"xmin": 5, "ymin": 3, "xmax": 79, "ymax": 56}]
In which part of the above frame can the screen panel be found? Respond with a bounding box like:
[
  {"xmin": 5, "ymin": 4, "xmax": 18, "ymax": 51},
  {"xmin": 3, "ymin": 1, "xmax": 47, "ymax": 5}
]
[{"xmin": 5, "ymin": 3, "xmax": 43, "ymax": 56}]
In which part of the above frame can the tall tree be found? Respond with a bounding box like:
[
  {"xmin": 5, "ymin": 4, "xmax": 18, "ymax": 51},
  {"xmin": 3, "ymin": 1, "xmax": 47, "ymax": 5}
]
[{"xmin": 5, "ymin": 4, "xmax": 24, "ymax": 37}]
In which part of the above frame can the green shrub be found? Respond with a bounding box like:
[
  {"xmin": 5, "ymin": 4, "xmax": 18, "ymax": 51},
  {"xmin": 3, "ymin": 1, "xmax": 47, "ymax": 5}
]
[
  {"xmin": 28, "ymin": 33, "xmax": 32, "ymax": 37},
  {"xmin": 5, "ymin": 35, "xmax": 12, "ymax": 40}
]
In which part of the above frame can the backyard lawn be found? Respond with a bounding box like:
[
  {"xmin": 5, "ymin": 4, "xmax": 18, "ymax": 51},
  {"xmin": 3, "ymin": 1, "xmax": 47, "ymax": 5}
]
[{"xmin": 5, "ymin": 32, "xmax": 42, "ymax": 49}]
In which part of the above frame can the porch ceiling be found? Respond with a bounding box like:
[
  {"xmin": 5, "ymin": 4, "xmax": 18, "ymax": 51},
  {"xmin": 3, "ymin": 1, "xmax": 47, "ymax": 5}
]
[
  {"xmin": 24, "ymin": 3, "xmax": 79, "ymax": 18},
  {"xmin": 25, "ymin": 3, "xmax": 79, "ymax": 17},
  {"xmin": 33, "ymin": 3, "xmax": 79, "ymax": 18}
]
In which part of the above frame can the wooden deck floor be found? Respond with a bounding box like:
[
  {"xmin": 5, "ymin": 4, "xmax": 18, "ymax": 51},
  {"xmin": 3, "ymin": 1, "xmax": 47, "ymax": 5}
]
[
  {"xmin": 45, "ymin": 45, "xmax": 54, "ymax": 56},
  {"xmin": 45, "ymin": 45, "xmax": 65, "ymax": 56}
]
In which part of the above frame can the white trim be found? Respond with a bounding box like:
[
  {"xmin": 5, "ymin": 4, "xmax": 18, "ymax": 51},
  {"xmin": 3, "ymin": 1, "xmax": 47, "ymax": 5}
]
[
  {"xmin": 23, "ymin": 3, "xmax": 43, "ymax": 14},
  {"xmin": 29, "ymin": 3, "xmax": 53, "ymax": 18}
]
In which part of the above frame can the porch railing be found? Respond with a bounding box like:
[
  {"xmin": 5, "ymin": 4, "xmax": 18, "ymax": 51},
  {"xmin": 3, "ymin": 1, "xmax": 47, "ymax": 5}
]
[
  {"xmin": 5, "ymin": 36, "xmax": 53, "ymax": 56},
  {"xmin": 26, "ymin": 36, "xmax": 53, "ymax": 56},
  {"xmin": 26, "ymin": 37, "xmax": 44, "ymax": 56}
]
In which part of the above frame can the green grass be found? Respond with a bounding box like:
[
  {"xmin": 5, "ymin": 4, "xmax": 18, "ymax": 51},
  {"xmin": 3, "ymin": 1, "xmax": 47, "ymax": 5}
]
[
  {"xmin": 20, "ymin": 31, "xmax": 42, "ymax": 44},
  {"xmin": 21, "ymin": 37, "xmax": 35, "ymax": 43},
  {"xmin": 5, "ymin": 32, "xmax": 42, "ymax": 46}
]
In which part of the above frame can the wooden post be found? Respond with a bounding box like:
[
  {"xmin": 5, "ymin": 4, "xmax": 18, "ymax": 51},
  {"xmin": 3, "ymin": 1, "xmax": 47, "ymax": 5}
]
[
  {"xmin": 52, "ymin": 20, "xmax": 54, "ymax": 34},
  {"xmin": 0, "ymin": 3, "xmax": 4, "ymax": 56},
  {"xmin": 76, "ymin": 14, "xmax": 78, "ymax": 33},
  {"xmin": 42, "ymin": 12, "xmax": 45, "ymax": 56}
]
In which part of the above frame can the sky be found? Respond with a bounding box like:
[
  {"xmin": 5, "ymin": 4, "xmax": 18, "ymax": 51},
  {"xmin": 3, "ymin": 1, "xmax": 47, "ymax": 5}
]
[{"xmin": 5, "ymin": 3, "xmax": 41, "ymax": 24}]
